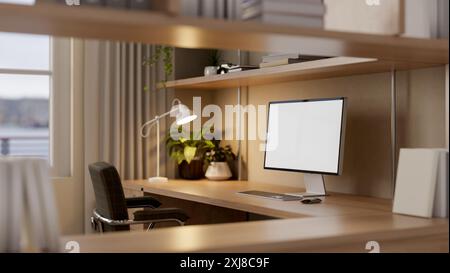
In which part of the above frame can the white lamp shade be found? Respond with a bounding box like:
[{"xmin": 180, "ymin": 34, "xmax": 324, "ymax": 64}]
[{"xmin": 172, "ymin": 104, "xmax": 197, "ymax": 125}]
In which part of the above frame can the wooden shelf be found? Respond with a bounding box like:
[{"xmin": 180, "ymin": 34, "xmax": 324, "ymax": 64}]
[
  {"xmin": 0, "ymin": 3, "xmax": 448, "ymax": 65},
  {"xmin": 157, "ymin": 57, "xmax": 439, "ymax": 90}
]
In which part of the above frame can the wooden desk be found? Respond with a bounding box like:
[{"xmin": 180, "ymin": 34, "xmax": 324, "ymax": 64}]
[
  {"xmin": 64, "ymin": 214, "xmax": 449, "ymax": 253},
  {"xmin": 123, "ymin": 179, "xmax": 392, "ymax": 220},
  {"xmin": 63, "ymin": 179, "xmax": 448, "ymax": 253}
]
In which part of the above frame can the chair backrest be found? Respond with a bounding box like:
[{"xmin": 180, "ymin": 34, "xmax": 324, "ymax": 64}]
[{"xmin": 88, "ymin": 162, "xmax": 129, "ymax": 232}]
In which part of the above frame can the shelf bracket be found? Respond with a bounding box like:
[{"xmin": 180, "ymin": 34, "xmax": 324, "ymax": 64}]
[
  {"xmin": 237, "ymin": 49, "xmax": 242, "ymax": 181},
  {"xmin": 390, "ymin": 68, "xmax": 398, "ymax": 196}
]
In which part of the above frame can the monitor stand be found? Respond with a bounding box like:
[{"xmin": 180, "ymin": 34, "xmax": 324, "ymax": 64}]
[{"xmin": 285, "ymin": 173, "xmax": 327, "ymax": 198}]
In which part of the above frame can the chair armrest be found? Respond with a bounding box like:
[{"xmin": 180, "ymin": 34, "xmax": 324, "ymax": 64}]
[
  {"xmin": 126, "ymin": 196, "xmax": 161, "ymax": 209},
  {"xmin": 133, "ymin": 208, "xmax": 189, "ymax": 223},
  {"xmin": 93, "ymin": 209, "xmax": 187, "ymax": 227}
]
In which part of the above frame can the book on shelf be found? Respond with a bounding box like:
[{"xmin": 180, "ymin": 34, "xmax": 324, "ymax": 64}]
[
  {"xmin": 260, "ymin": 55, "xmax": 329, "ymax": 68},
  {"xmin": 228, "ymin": 68, "xmax": 257, "ymax": 73},
  {"xmin": 262, "ymin": 53, "xmax": 300, "ymax": 63},
  {"xmin": 259, "ymin": 13, "xmax": 323, "ymax": 28},
  {"xmin": 259, "ymin": 58, "xmax": 304, "ymax": 68},
  {"xmin": 227, "ymin": 65, "xmax": 259, "ymax": 73},
  {"xmin": 240, "ymin": 0, "xmax": 325, "ymax": 27},
  {"xmin": 262, "ymin": 54, "xmax": 328, "ymax": 63},
  {"xmin": 262, "ymin": 0, "xmax": 325, "ymax": 17}
]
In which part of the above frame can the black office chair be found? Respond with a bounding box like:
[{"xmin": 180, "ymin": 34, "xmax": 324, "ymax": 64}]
[{"xmin": 88, "ymin": 162, "xmax": 189, "ymax": 232}]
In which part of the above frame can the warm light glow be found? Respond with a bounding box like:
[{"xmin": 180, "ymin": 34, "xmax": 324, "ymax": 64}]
[
  {"xmin": 176, "ymin": 114, "xmax": 197, "ymax": 125},
  {"xmin": 174, "ymin": 26, "xmax": 203, "ymax": 49}
]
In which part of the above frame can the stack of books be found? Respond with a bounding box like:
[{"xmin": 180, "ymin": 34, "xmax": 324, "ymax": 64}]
[
  {"xmin": 219, "ymin": 64, "xmax": 258, "ymax": 73},
  {"xmin": 227, "ymin": 65, "xmax": 259, "ymax": 73},
  {"xmin": 259, "ymin": 53, "xmax": 328, "ymax": 68},
  {"xmin": 241, "ymin": 0, "xmax": 325, "ymax": 28}
]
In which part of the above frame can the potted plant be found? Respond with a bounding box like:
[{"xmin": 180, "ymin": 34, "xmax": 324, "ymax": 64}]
[
  {"xmin": 166, "ymin": 130, "xmax": 214, "ymax": 180},
  {"xmin": 204, "ymin": 141, "xmax": 236, "ymax": 181},
  {"xmin": 204, "ymin": 50, "xmax": 222, "ymax": 76}
]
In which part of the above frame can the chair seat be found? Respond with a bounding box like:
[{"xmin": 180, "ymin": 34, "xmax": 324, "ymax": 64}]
[
  {"xmin": 133, "ymin": 208, "xmax": 189, "ymax": 223},
  {"xmin": 89, "ymin": 162, "xmax": 189, "ymax": 232}
]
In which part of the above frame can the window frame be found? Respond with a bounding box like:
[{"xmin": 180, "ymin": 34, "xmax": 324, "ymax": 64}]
[{"xmin": 0, "ymin": 34, "xmax": 72, "ymax": 177}]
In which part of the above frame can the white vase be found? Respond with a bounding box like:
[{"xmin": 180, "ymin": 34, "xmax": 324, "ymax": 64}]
[
  {"xmin": 204, "ymin": 66, "xmax": 218, "ymax": 76},
  {"xmin": 205, "ymin": 162, "xmax": 232, "ymax": 181}
]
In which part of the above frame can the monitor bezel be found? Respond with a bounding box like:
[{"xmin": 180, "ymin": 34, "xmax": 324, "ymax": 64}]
[{"xmin": 263, "ymin": 97, "xmax": 347, "ymax": 176}]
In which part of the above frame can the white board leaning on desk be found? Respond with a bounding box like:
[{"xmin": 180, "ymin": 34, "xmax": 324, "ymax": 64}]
[{"xmin": 393, "ymin": 149, "xmax": 449, "ymax": 218}]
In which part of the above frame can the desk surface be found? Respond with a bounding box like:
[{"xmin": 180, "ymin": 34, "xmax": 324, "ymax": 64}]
[
  {"xmin": 123, "ymin": 179, "xmax": 392, "ymax": 219},
  {"xmin": 64, "ymin": 214, "xmax": 449, "ymax": 253},
  {"xmin": 64, "ymin": 179, "xmax": 448, "ymax": 253}
]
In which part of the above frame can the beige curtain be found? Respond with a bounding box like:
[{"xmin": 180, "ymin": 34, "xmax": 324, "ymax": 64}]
[{"xmin": 83, "ymin": 40, "xmax": 171, "ymax": 232}]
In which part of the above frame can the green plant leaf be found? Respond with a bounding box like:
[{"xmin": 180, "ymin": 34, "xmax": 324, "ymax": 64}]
[
  {"xmin": 204, "ymin": 140, "xmax": 215, "ymax": 149},
  {"xmin": 184, "ymin": 146, "xmax": 197, "ymax": 164},
  {"xmin": 170, "ymin": 150, "xmax": 185, "ymax": 165}
]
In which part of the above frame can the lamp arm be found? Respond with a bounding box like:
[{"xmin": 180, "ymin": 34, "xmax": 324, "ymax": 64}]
[
  {"xmin": 158, "ymin": 108, "xmax": 177, "ymax": 119},
  {"xmin": 138, "ymin": 98, "xmax": 190, "ymax": 180},
  {"xmin": 140, "ymin": 118, "xmax": 158, "ymax": 138},
  {"xmin": 140, "ymin": 107, "xmax": 179, "ymax": 138}
]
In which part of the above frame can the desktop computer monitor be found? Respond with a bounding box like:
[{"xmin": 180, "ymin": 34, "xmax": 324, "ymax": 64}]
[{"xmin": 264, "ymin": 97, "xmax": 347, "ymax": 197}]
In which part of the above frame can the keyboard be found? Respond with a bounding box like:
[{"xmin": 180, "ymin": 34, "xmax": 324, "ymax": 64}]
[{"xmin": 237, "ymin": 191, "xmax": 303, "ymax": 201}]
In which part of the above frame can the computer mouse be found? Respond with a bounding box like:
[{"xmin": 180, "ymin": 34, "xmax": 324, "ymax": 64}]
[{"xmin": 301, "ymin": 198, "xmax": 322, "ymax": 204}]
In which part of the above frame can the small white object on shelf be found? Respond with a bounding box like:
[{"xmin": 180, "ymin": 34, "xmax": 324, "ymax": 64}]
[{"xmin": 204, "ymin": 66, "xmax": 218, "ymax": 76}]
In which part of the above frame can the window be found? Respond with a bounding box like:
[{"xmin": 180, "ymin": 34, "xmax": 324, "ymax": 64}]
[
  {"xmin": 0, "ymin": 32, "xmax": 51, "ymax": 158},
  {"xmin": 0, "ymin": 32, "xmax": 72, "ymax": 177}
]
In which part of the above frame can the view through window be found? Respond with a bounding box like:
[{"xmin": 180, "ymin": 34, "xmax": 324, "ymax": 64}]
[{"xmin": 0, "ymin": 32, "xmax": 51, "ymax": 158}]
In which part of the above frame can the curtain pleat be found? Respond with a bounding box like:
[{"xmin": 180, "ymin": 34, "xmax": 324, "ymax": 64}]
[
  {"xmin": 119, "ymin": 42, "xmax": 126, "ymax": 175},
  {"xmin": 149, "ymin": 46, "xmax": 158, "ymax": 178},
  {"xmin": 112, "ymin": 42, "xmax": 121, "ymax": 168},
  {"xmin": 91, "ymin": 41, "xmax": 166, "ymax": 181},
  {"xmin": 143, "ymin": 45, "xmax": 150, "ymax": 179},
  {"xmin": 135, "ymin": 44, "xmax": 143, "ymax": 178}
]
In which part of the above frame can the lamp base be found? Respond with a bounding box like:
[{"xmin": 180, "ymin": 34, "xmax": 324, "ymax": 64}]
[{"xmin": 148, "ymin": 177, "xmax": 169, "ymax": 183}]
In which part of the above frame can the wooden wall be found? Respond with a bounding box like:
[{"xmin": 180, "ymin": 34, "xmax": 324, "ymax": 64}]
[
  {"xmin": 209, "ymin": 66, "xmax": 446, "ymax": 199},
  {"xmin": 171, "ymin": 50, "xmax": 446, "ymax": 199}
]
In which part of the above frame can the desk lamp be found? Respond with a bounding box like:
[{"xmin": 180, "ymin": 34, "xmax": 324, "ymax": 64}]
[{"xmin": 140, "ymin": 99, "xmax": 197, "ymax": 183}]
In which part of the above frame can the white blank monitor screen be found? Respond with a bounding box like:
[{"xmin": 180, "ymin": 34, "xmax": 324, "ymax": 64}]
[{"xmin": 264, "ymin": 98, "xmax": 346, "ymax": 175}]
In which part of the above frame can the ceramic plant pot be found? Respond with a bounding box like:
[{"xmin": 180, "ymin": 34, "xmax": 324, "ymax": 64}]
[{"xmin": 205, "ymin": 162, "xmax": 232, "ymax": 181}]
